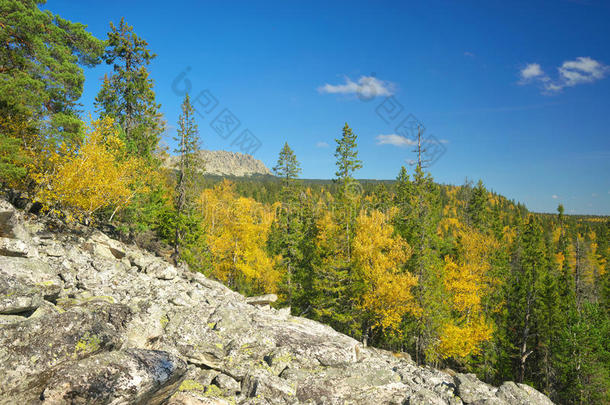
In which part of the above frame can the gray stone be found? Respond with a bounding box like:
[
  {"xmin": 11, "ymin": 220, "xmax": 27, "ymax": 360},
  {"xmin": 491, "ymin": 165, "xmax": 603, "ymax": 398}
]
[
  {"xmin": 246, "ymin": 293, "xmax": 278, "ymax": 306},
  {"xmin": 454, "ymin": 373, "xmax": 496, "ymax": 404},
  {"xmin": 146, "ymin": 260, "xmax": 179, "ymax": 280},
  {"xmin": 496, "ymin": 382, "xmax": 554, "ymax": 405},
  {"xmin": 0, "ymin": 301, "xmax": 131, "ymax": 399},
  {"xmin": 40, "ymin": 348, "xmax": 187, "ymax": 404},
  {"xmin": 0, "ymin": 237, "xmax": 35, "ymax": 257},
  {"xmin": 212, "ymin": 373, "xmax": 241, "ymax": 394},
  {"xmin": 0, "ymin": 201, "xmax": 29, "ymax": 240}
]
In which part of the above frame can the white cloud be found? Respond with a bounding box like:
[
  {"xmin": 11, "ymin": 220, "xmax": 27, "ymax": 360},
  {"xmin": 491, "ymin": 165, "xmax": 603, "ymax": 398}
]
[
  {"xmin": 316, "ymin": 141, "xmax": 329, "ymax": 148},
  {"xmin": 519, "ymin": 57, "xmax": 609, "ymax": 93},
  {"xmin": 376, "ymin": 134, "xmax": 416, "ymax": 147},
  {"xmin": 520, "ymin": 63, "xmax": 546, "ymax": 81},
  {"xmin": 464, "ymin": 51, "xmax": 475, "ymax": 58},
  {"xmin": 558, "ymin": 57, "xmax": 608, "ymax": 88},
  {"xmin": 552, "ymin": 194, "xmax": 559, "ymax": 199},
  {"xmin": 318, "ymin": 76, "xmax": 395, "ymax": 98}
]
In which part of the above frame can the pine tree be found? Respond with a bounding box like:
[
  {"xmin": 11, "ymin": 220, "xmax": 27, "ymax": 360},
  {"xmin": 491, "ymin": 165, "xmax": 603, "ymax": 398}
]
[
  {"xmin": 334, "ymin": 123, "xmax": 363, "ymax": 189},
  {"xmin": 506, "ymin": 215, "xmax": 548, "ymax": 383},
  {"xmin": 310, "ymin": 208, "xmax": 359, "ymax": 335},
  {"xmin": 173, "ymin": 94, "xmax": 202, "ymax": 256},
  {"xmin": 95, "ymin": 17, "xmax": 164, "ymax": 158},
  {"xmin": 334, "ymin": 123, "xmax": 363, "ymax": 260},
  {"xmin": 273, "ymin": 142, "xmax": 301, "ymax": 187},
  {"xmin": 269, "ymin": 143, "xmax": 303, "ymax": 305},
  {"xmin": 395, "ymin": 164, "xmax": 447, "ymax": 365},
  {"xmin": 305, "ymin": 123, "xmax": 364, "ymax": 336},
  {"xmin": 467, "ymin": 180, "xmax": 490, "ymax": 231},
  {"xmin": 0, "ymin": 0, "xmax": 104, "ymax": 180},
  {"xmin": 0, "ymin": 134, "xmax": 27, "ymax": 186}
]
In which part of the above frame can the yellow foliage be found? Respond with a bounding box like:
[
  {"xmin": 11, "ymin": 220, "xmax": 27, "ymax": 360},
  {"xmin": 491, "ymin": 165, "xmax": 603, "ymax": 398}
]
[
  {"xmin": 352, "ymin": 209, "xmax": 418, "ymax": 334},
  {"xmin": 555, "ymin": 252, "xmax": 565, "ymax": 269},
  {"xmin": 438, "ymin": 317, "xmax": 493, "ymax": 359},
  {"xmin": 198, "ymin": 180, "xmax": 279, "ymax": 292},
  {"xmin": 439, "ymin": 228, "xmax": 497, "ymax": 359},
  {"xmin": 34, "ymin": 117, "xmax": 149, "ymax": 220},
  {"xmin": 501, "ymin": 225, "xmax": 517, "ymax": 245},
  {"xmin": 551, "ymin": 226, "xmax": 562, "ymax": 245},
  {"xmin": 438, "ymin": 217, "xmax": 463, "ymax": 238}
]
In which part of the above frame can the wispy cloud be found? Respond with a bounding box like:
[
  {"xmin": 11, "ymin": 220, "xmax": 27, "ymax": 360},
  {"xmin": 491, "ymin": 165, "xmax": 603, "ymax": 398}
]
[
  {"xmin": 519, "ymin": 57, "xmax": 609, "ymax": 93},
  {"xmin": 552, "ymin": 194, "xmax": 559, "ymax": 199},
  {"xmin": 318, "ymin": 75, "xmax": 395, "ymax": 98},
  {"xmin": 316, "ymin": 141, "xmax": 329, "ymax": 148},
  {"xmin": 376, "ymin": 134, "xmax": 416, "ymax": 147},
  {"xmin": 464, "ymin": 51, "xmax": 475, "ymax": 58}
]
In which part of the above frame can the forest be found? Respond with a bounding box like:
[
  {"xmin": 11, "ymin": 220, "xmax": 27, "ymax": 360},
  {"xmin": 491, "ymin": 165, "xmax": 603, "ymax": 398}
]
[{"xmin": 1, "ymin": 2, "xmax": 608, "ymax": 404}]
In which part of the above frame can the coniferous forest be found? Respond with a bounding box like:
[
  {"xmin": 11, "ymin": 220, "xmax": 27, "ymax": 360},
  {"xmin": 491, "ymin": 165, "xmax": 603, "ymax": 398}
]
[{"xmin": 1, "ymin": 2, "xmax": 608, "ymax": 404}]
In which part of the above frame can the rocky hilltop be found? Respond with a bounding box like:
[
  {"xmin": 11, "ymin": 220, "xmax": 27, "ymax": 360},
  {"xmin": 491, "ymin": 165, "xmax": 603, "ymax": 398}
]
[
  {"xmin": 165, "ymin": 150, "xmax": 271, "ymax": 177},
  {"xmin": 0, "ymin": 199, "xmax": 554, "ymax": 405}
]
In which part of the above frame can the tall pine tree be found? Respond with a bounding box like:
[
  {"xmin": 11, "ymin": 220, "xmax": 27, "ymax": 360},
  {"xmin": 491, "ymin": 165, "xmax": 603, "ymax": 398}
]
[
  {"xmin": 269, "ymin": 143, "xmax": 304, "ymax": 305},
  {"xmin": 95, "ymin": 17, "xmax": 164, "ymax": 159},
  {"xmin": 172, "ymin": 93, "xmax": 202, "ymax": 257}
]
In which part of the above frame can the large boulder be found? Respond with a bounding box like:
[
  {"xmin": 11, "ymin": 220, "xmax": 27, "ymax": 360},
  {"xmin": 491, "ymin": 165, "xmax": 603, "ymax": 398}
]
[
  {"xmin": 0, "ymin": 200, "xmax": 29, "ymax": 240},
  {"xmin": 40, "ymin": 349, "xmax": 186, "ymax": 404},
  {"xmin": 496, "ymin": 382, "xmax": 554, "ymax": 405},
  {"xmin": 0, "ymin": 257, "xmax": 62, "ymax": 315},
  {"xmin": 0, "ymin": 301, "xmax": 131, "ymax": 399}
]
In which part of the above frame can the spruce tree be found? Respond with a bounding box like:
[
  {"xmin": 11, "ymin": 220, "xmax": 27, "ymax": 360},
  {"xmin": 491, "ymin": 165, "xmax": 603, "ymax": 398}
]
[
  {"xmin": 334, "ymin": 123, "xmax": 362, "ymax": 260},
  {"xmin": 172, "ymin": 93, "xmax": 202, "ymax": 256},
  {"xmin": 273, "ymin": 142, "xmax": 301, "ymax": 187},
  {"xmin": 467, "ymin": 180, "xmax": 490, "ymax": 231},
  {"xmin": 269, "ymin": 143, "xmax": 304, "ymax": 305},
  {"xmin": 95, "ymin": 17, "xmax": 164, "ymax": 158},
  {"xmin": 395, "ymin": 164, "xmax": 446, "ymax": 364},
  {"xmin": 334, "ymin": 123, "xmax": 363, "ymax": 192},
  {"xmin": 506, "ymin": 215, "xmax": 547, "ymax": 383}
]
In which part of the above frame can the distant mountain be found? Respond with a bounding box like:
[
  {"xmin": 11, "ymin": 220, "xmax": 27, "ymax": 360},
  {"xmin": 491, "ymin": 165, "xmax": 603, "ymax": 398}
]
[{"xmin": 165, "ymin": 150, "xmax": 271, "ymax": 177}]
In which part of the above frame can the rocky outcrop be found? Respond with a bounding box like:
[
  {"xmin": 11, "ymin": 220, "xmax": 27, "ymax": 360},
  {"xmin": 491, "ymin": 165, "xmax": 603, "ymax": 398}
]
[
  {"xmin": 164, "ymin": 150, "xmax": 271, "ymax": 177},
  {"xmin": 0, "ymin": 199, "xmax": 554, "ymax": 404}
]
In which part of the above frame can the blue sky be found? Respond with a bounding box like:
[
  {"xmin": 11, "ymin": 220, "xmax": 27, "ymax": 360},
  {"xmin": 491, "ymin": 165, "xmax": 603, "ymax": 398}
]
[{"xmin": 46, "ymin": 0, "xmax": 610, "ymax": 215}]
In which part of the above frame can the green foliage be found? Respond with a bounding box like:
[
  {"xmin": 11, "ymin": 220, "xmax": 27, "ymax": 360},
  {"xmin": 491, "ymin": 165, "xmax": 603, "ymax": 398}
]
[
  {"xmin": 395, "ymin": 164, "xmax": 447, "ymax": 364},
  {"xmin": 467, "ymin": 180, "xmax": 490, "ymax": 231},
  {"xmin": 0, "ymin": 0, "xmax": 103, "ymax": 178},
  {"xmin": 172, "ymin": 93, "xmax": 203, "ymax": 255},
  {"xmin": 95, "ymin": 17, "xmax": 164, "ymax": 158},
  {"xmin": 268, "ymin": 143, "xmax": 305, "ymax": 305},
  {"xmin": 334, "ymin": 123, "xmax": 363, "ymax": 191},
  {"xmin": 0, "ymin": 134, "xmax": 27, "ymax": 185},
  {"xmin": 273, "ymin": 142, "xmax": 302, "ymax": 185}
]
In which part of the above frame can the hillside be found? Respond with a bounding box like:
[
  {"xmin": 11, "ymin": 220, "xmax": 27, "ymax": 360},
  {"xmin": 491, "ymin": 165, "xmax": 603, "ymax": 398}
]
[
  {"xmin": 0, "ymin": 199, "xmax": 555, "ymax": 404},
  {"xmin": 164, "ymin": 150, "xmax": 271, "ymax": 177}
]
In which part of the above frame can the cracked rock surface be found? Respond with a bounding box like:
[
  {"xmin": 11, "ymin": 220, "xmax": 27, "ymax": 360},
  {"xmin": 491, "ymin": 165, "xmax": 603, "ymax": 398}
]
[{"xmin": 0, "ymin": 199, "xmax": 554, "ymax": 405}]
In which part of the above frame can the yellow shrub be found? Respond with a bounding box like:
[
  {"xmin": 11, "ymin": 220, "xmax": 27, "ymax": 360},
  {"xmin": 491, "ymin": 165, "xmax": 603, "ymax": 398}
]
[{"xmin": 35, "ymin": 117, "xmax": 148, "ymax": 220}]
